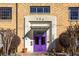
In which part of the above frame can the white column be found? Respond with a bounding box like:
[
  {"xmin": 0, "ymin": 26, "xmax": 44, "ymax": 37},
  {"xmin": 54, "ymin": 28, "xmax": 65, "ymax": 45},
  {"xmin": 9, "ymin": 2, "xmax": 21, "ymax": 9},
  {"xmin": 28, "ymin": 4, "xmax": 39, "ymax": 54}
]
[
  {"xmin": 51, "ymin": 16, "xmax": 57, "ymax": 41},
  {"xmin": 51, "ymin": 16, "xmax": 57, "ymax": 48},
  {"xmin": 24, "ymin": 17, "xmax": 33, "ymax": 52}
]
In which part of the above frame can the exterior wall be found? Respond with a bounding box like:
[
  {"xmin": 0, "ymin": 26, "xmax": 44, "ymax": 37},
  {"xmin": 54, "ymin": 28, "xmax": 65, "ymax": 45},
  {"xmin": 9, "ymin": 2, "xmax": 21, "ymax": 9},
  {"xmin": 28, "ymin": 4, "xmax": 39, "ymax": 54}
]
[
  {"xmin": 52, "ymin": 3, "xmax": 79, "ymax": 51},
  {"xmin": 18, "ymin": 4, "xmax": 28, "ymax": 52},
  {"xmin": 0, "ymin": 3, "xmax": 16, "ymax": 29},
  {"xmin": 17, "ymin": 3, "xmax": 79, "ymax": 52},
  {"xmin": 52, "ymin": 3, "xmax": 79, "ymax": 37},
  {"xmin": 17, "ymin": 3, "xmax": 53, "ymax": 52},
  {"xmin": 1, "ymin": 3, "xmax": 79, "ymax": 52}
]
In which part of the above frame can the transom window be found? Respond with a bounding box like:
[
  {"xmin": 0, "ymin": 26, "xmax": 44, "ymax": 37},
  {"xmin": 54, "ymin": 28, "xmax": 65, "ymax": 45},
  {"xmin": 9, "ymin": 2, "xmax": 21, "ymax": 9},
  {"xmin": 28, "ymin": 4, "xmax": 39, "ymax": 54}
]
[
  {"xmin": 69, "ymin": 7, "xmax": 79, "ymax": 20},
  {"xmin": 0, "ymin": 7, "xmax": 12, "ymax": 19},
  {"xmin": 30, "ymin": 6, "xmax": 50, "ymax": 13}
]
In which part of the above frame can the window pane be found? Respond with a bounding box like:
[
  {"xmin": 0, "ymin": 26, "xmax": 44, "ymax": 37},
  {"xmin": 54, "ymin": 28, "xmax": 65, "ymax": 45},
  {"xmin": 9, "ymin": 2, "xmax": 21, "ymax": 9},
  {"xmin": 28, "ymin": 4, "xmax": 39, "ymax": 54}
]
[
  {"xmin": 34, "ymin": 37, "xmax": 39, "ymax": 45},
  {"xmin": 30, "ymin": 6, "xmax": 50, "ymax": 13},
  {"xmin": 44, "ymin": 7, "xmax": 50, "ymax": 13},
  {"xmin": 70, "ymin": 10, "xmax": 78, "ymax": 19},
  {"xmin": 0, "ymin": 7, "xmax": 12, "ymax": 19},
  {"xmin": 41, "ymin": 37, "xmax": 45, "ymax": 45},
  {"xmin": 37, "ymin": 7, "xmax": 43, "ymax": 13},
  {"xmin": 34, "ymin": 31, "xmax": 45, "ymax": 36},
  {"xmin": 69, "ymin": 7, "xmax": 79, "ymax": 20},
  {"xmin": 30, "ymin": 7, "xmax": 36, "ymax": 13}
]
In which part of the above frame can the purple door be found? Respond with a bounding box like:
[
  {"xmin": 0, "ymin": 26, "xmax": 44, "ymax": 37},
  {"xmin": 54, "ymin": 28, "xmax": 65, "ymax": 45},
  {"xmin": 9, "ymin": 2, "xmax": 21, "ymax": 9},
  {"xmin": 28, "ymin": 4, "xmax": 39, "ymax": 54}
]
[{"xmin": 33, "ymin": 31, "xmax": 46, "ymax": 52}]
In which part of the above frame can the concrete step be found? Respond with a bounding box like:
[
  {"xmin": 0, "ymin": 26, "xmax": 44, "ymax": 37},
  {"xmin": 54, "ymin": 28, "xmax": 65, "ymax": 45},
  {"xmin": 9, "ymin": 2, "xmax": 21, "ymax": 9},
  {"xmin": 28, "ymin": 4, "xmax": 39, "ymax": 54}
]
[{"xmin": 16, "ymin": 52, "xmax": 47, "ymax": 56}]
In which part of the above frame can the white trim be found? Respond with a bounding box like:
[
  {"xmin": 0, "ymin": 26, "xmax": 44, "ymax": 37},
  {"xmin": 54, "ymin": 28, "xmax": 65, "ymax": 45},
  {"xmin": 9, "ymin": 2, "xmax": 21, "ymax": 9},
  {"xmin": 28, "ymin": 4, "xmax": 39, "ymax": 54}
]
[{"xmin": 24, "ymin": 15, "xmax": 57, "ymax": 53}]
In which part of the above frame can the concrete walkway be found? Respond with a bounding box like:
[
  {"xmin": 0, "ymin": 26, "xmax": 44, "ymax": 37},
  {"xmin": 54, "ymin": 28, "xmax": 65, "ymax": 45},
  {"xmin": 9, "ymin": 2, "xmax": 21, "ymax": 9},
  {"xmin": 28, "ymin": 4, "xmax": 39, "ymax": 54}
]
[{"xmin": 16, "ymin": 52, "xmax": 47, "ymax": 56}]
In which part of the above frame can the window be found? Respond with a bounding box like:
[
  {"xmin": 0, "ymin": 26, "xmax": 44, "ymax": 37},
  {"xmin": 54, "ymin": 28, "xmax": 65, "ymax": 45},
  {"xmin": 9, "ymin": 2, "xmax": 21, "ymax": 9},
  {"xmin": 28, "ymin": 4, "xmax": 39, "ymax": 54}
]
[
  {"xmin": 34, "ymin": 37, "xmax": 39, "ymax": 45},
  {"xmin": 30, "ymin": 7, "xmax": 36, "ymax": 13},
  {"xmin": 37, "ymin": 7, "xmax": 43, "ymax": 13},
  {"xmin": 69, "ymin": 7, "xmax": 79, "ymax": 20},
  {"xmin": 44, "ymin": 7, "xmax": 50, "ymax": 13},
  {"xmin": 34, "ymin": 31, "xmax": 45, "ymax": 36},
  {"xmin": 0, "ymin": 7, "xmax": 12, "ymax": 19},
  {"xmin": 30, "ymin": 6, "xmax": 50, "ymax": 13},
  {"xmin": 41, "ymin": 37, "xmax": 45, "ymax": 45}
]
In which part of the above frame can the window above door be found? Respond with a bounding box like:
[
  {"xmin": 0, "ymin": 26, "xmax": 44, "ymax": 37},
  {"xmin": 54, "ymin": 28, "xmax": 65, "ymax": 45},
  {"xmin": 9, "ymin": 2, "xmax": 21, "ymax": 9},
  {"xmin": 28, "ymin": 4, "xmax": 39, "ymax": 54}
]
[{"xmin": 30, "ymin": 6, "xmax": 50, "ymax": 14}]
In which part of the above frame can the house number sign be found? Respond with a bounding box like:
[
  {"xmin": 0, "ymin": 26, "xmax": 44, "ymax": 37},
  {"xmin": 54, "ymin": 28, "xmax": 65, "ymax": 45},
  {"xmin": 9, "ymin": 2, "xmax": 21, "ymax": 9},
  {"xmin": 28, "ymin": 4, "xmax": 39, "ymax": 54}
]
[{"xmin": 36, "ymin": 17, "xmax": 44, "ymax": 21}]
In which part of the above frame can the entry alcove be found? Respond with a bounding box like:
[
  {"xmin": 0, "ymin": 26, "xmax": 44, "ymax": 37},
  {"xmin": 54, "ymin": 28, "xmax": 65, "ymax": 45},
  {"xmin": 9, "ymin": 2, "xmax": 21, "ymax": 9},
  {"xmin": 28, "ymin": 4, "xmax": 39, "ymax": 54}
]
[{"xmin": 24, "ymin": 15, "xmax": 57, "ymax": 53}]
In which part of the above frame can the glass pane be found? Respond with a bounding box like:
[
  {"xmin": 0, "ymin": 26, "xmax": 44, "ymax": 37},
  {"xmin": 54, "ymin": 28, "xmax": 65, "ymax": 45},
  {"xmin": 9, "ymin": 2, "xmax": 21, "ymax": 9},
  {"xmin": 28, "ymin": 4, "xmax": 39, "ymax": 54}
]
[
  {"xmin": 34, "ymin": 37, "xmax": 39, "ymax": 45},
  {"xmin": 69, "ymin": 7, "xmax": 79, "ymax": 20},
  {"xmin": 37, "ymin": 7, "xmax": 43, "ymax": 13},
  {"xmin": 0, "ymin": 7, "xmax": 12, "ymax": 19},
  {"xmin": 34, "ymin": 31, "xmax": 45, "ymax": 35},
  {"xmin": 70, "ymin": 10, "xmax": 78, "ymax": 19},
  {"xmin": 30, "ymin": 7, "xmax": 36, "ymax": 13},
  {"xmin": 30, "ymin": 6, "xmax": 50, "ymax": 13},
  {"xmin": 44, "ymin": 7, "xmax": 50, "ymax": 13},
  {"xmin": 41, "ymin": 37, "xmax": 45, "ymax": 45}
]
